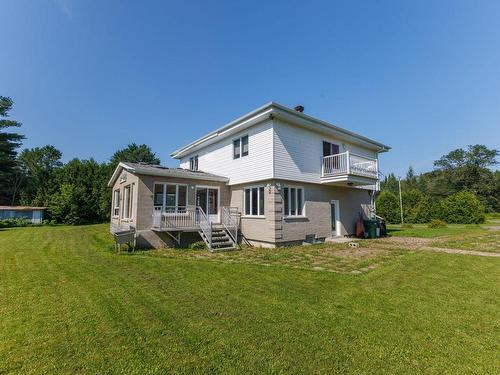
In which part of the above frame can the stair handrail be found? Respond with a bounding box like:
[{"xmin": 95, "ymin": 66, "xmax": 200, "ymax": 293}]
[
  {"xmin": 221, "ymin": 206, "xmax": 238, "ymax": 244},
  {"xmin": 197, "ymin": 206, "xmax": 212, "ymax": 249}
]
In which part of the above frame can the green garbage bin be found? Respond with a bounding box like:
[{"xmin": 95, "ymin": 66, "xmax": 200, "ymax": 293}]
[{"xmin": 363, "ymin": 220, "xmax": 378, "ymax": 239}]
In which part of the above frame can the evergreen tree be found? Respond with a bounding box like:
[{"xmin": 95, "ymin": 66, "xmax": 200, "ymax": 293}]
[
  {"xmin": 0, "ymin": 96, "xmax": 24, "ymax": 204},
  {"xmin": 110, "ymin": 143, "xmax": 160, "ymax": 170}
]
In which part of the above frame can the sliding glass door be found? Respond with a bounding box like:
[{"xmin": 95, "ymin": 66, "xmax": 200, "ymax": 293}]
[{"xmin": 196, "ymin": 187, "xmax": 219, "ymax": 222}]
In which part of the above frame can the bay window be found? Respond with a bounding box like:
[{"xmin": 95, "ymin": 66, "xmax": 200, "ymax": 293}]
[
  {"xmin": 244, "ymin": 186, "xmax": 265, "ymax": 216},
  {"xmin": 283, "ymin": 187, "xmax": 304, "ymax": 217}
]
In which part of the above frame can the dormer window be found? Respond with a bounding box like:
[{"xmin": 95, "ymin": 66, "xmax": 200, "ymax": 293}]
[
  {"xmin": 233, "ymin": 135, "xmax": 249, "ymax": 159},
  {"xmin": 189, "ymin": 155, "xmax": 198, "ymax": 171}
]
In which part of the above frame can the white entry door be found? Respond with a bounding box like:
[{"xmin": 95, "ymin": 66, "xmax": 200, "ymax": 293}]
[
  {"xmin": 196, "ymin": 187, "xmax": 220, "ymax": 223},
  {"xmin": 330, "ymin": 200, "xmax": 341, "ymax": 237}
]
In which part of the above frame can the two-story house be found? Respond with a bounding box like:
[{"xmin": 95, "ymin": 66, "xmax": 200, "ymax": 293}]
[{"xmin": 108, "ymin": 102, "xmax": 390, "ymax": 249}]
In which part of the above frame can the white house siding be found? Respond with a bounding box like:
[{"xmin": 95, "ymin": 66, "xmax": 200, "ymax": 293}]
[
  {"xmin": 179, "ymin": 120, "xmax": 274, "ymax": 185},
  {"xmin": 273, "ymin": 119, "xmax": 378, "ymax": 184}
]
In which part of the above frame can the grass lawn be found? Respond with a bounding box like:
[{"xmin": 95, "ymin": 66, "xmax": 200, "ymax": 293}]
[
  {"xmin": 1, "ymin": 224, "xmax": 499, "ymax": 374},
  {"xmin": 387, "ymin": 215, "xmax": 500, "ymax": 253},
  {"xmin": 387, "ymin": 224, "xmax": 486, "ymax": 238}
]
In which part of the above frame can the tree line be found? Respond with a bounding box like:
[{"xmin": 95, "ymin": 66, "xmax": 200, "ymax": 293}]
[
  {"xmin": 0, "ymin": 96, "xmax": 160, "ymax": 224},
  {"xmin": 376, "ymin": 145, "xmax": 500, "ymax": 224},
  {"xmin": 1, "ymin": 95, "xmax": 498, "ymax": 225}
]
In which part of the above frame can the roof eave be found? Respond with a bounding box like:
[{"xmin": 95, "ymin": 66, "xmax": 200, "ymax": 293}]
[
  {"xmin": 170, "ymin": 102, "xmax": 391, "ymax": 159},
  {"xmin": 107, "ymin": 162, "xmax": 133, "ymax": 187},
  {"xmin": 271, "ymin": 104, "xmax": 391, "ymax": 152},
  {"xmin": 170, "ymin": 102, "xmax": 275, "ymax": 159},
  {"xmin": 107, "ymin": 162, "xmax": 228, "ymax": 187}
]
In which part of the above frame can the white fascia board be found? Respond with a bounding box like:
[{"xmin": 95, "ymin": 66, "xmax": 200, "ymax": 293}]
[
  {"xmin": 170, "ymin": 102, "xmax": 275, "ymax": 159},
  {"xmin": 271, "ymin": 105, "xmax": 391, "ymax": 152},
  {"xmin": 170, "ymin": 102, "xmax": 391, "ymax": 159},
  {"xmin": 107, "ymin": 162, "xmax": 131, "ymax": 187}
]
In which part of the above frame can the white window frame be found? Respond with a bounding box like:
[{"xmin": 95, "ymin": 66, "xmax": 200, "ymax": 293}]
[
  {"xmin": 153, "ymin": 182, "xmax": 188, "ymax": 213},
  {"xmin": 189, "ymin": 155, "xmax": 198, "ymax": 171},
  {"xmin": 113, "ymin": 189, "xmax": 120, "ymax": 217},
  {"xmin": 233, "ymin": 135, "xmax": 249, "ymax": 159},
  {"xmin": 122, "ymin": 183, "xmax": 134, "ymax": 220},
  {"xmin": 243, "ymin": 185, "xmax": 265, "ymax": 217},
  {"xmin": 283, "ymin": 186, "xmax": 305, "ymax": 217}
]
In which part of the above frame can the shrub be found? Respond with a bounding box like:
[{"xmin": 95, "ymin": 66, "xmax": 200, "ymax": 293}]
[
  {"xmin": 402, "ymin": 190, "xmax": 424, "ymax": 223},
  {"xmin": 440, "ymin": 191, "xmax": 485, "ymax": 224},
  {"xmin": 428, "ymin": 219, "xmax": 447, "ymax": 228},
  {"xmin": 375, "ymin": 191, "xmax": 400, "ymax": 224},
  {"xmin": 0, "ymin": 218, "xmax": 31, "ymax": 228},
  {"xmin": 189, "ymin": 241, "xmax": 207, "ymax": 250},
  {"xmin": 375, "ymin": 191, "xmax": 401, "ymax": 224}
]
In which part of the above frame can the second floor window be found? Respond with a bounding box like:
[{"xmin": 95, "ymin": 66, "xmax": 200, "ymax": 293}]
[
  {"xmin": 189, "ymin": 155, "xmax": 198, "ymax": 171},
  {"xmin": 233, "ymin": 135, "xmax": 249, "ymax": 159}
]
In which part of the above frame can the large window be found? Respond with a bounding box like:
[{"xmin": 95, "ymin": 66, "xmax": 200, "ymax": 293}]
[
  {"xmin": 122, "ymin": 184, "xmax": 133, "ymax": 219},
  {"xmin": 233, "ymin": 135, "xmax": 249, "ymax": 159},
  {"xmin": 283, "ymin": 187, "xmax": 304, "ymax": 217},
  {"xmin": 153, "ymin": 183, "xmax": 188, "ymax": 212},
  {"xmin": 244, "ymin": 186, "xmax": 265, "ymax": 216},
  {"xmin": 113, "ymin": 189, "xmax": 120, "ymax": 217},
  {"xmin": 189, "ymin": 155, "xmax": 198, "ymax": 171}
]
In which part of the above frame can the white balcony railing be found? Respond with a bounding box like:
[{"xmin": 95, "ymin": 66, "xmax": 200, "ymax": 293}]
[{"xmin": 322, "ymin": 151, "xmax": 378, "ymax": 179}]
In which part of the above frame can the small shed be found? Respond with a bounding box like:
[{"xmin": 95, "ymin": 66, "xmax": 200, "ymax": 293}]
[{"xmin": 0, "ymin": 206, "xmax": 47, "ymax": 223}]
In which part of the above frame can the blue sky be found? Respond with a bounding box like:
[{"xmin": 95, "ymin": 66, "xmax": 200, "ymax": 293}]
[{"xmin": 2, "ymin": 0, "xmax": 499, "ymax": 176}]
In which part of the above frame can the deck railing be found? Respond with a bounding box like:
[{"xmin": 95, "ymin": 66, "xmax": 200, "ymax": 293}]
[
  {"xmin": 222, "ymin": 206, "xmax": 239, "ymax": 243},
  {"xmin": 197, "ymin": 207, "xmax": 212, "ymax": 248},
  {"xmin": 152, "ymin": 205, "xmax": 197, "ymax": 229},
  {"xmin": 322, "ymin": 151, "xmax": 378, "ymax": 178}
]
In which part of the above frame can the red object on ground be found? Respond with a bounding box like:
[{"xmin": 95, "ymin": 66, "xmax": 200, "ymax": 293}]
[{"xmin": 355, "ymin": 214, "xmax": 364, "ymax": 238}]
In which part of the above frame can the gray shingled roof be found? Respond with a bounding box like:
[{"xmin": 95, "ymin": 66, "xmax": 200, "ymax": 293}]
[{"xmin": 108, "ymin": 162, "xmax": 228, "ymax": 186}]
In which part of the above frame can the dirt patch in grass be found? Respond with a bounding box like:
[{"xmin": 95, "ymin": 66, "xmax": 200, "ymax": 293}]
[
  {"xmin": 152, "ymin": 243, "xmax": 404, "ymax": 274},
  {"xmin": 484, "ymin": 226, "xmax": 500, "ymax": 231}
]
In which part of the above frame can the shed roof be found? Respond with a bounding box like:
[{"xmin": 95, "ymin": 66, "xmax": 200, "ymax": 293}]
[{"xmin": 0, "ymin": 206, "xmax": 47, "ymax": 211}]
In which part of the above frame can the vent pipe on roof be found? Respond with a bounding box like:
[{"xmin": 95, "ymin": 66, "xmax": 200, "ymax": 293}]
[{"xmin": 294, "ymin": 105, "xmax": 304, "ymax": 113}]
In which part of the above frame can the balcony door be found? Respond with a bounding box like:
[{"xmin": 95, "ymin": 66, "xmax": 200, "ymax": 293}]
[
  {"xmin": 323, "ymin": 141, "xmax": 341, "ymax": 173},
  {"xmin": 323, "ymin": 141, "xmax": 340, "ymax": 157},
  {"xmin": 196, "ymin": 186, "xmax": 219, "ymax": 223}
]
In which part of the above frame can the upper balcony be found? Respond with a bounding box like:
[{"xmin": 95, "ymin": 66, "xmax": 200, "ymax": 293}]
[{"xmin": 321, "ymin": 151, "xmax": 378, "ymax": 186}]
